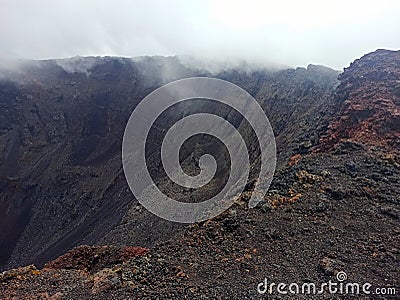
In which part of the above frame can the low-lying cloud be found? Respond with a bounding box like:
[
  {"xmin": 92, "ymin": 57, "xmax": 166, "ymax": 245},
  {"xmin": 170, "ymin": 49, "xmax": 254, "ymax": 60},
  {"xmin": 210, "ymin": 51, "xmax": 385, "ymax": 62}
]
[{"xmin": 1, "ymin": 0, "xmax": 399, "ymax": 69}]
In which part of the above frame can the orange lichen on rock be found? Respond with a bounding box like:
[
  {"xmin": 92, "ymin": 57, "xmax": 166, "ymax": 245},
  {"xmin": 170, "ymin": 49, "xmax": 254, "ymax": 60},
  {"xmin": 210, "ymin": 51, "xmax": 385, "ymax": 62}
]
[
  {"xmin": 296, "ymin": 170, "xmax": 322, "ymax": 185},
  {"xmin": 268, "ymin": 192, "xmax": 301, "ymax": 208},
  {"xmin": 0, "ymin": 264, "xmax": 40, "ymax": 281},
  {"xmin": 288, "ymin": 154, "xmax": 302, "ymax": 166}
]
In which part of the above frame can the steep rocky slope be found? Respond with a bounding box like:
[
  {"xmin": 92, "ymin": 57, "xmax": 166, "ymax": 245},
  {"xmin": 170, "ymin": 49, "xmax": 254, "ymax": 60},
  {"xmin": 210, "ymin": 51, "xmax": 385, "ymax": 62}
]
[
  {"xmin": 0, "ymin": 56, "xmax": 338, "ymax": 271},
  {"xmin": 0, "ymin": 56, "xmax": 205, "ymax": 269},
  {"xmin": 320, "ymin": 49, "xmax": 400, "ymax": 151},
  {"xmin": 0, "ymin": 49, "xmax": 399, "ymax": 299}
]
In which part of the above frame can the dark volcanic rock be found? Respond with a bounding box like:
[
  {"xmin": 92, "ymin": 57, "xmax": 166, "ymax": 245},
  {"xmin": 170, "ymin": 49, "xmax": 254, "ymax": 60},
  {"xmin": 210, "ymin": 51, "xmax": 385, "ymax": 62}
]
[
  {"xmin": 0, "ymin": 56, "xmax": 339, "ymax": 270},
  {"xmin": 0, "ymin": 50, "xmax": 399, "ymax": 299}
]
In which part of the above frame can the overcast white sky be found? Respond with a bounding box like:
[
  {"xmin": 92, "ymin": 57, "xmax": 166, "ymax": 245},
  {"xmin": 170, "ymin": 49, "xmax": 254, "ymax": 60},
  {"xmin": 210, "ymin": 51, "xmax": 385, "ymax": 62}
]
[{"xmin": 1, "ymin": 0, "xmax": 399, "ymax": 69}]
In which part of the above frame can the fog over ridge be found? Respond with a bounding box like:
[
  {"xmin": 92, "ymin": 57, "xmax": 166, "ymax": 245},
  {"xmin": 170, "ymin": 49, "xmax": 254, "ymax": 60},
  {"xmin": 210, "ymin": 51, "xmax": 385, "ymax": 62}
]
[{"xmin": 1, "ymin": 0, "xmax": 399, "ymax": 70}]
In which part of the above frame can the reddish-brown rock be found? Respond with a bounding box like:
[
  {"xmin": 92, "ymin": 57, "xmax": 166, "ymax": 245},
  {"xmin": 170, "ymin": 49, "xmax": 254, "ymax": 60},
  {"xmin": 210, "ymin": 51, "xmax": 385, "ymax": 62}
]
[
  {"xmin": 319, "ymin": 49, "xmax": 400, "ymax": 152},
  {"xmin": 44, "ymin": 245, "xmax": 149, "ymax": 272}
]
